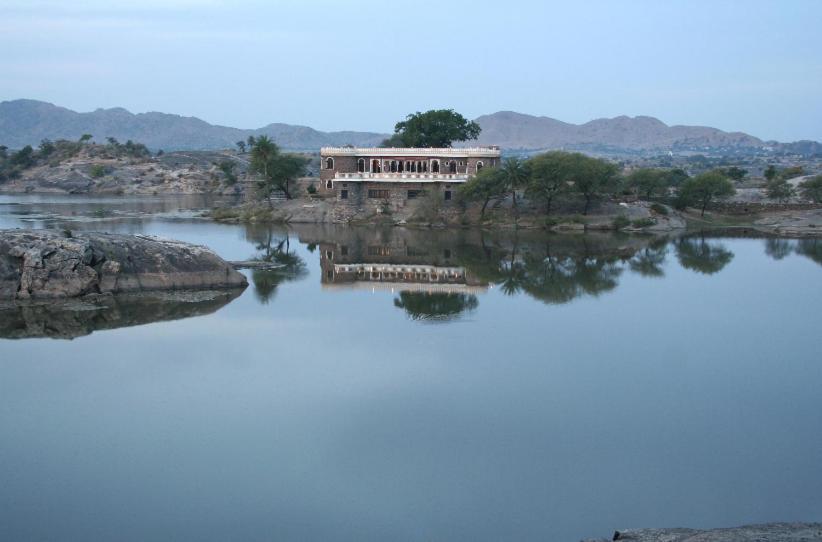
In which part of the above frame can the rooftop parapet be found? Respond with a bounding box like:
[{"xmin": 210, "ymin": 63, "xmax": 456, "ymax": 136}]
[{"xmin": 321, "ymin": 146, "xmax": 501, "ymax": 157}]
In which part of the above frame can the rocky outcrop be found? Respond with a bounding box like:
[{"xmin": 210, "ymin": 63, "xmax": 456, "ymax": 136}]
[
  {"xmin": 584, "ymin": 522, "xmax": 822, "ymax": 542},
  {"xmin": 0, "ymin": 229, "xmax": 247, "ymax": 300}
]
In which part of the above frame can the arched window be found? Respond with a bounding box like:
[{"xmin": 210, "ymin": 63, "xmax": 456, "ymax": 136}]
[
  {"xmin": 476, "ymin": 161, "xmax": 484, "ymax": 171},
  {"xmin": 422, "ymin": 161, "xmax": 428, "ymax": 173},
  {"xmin": 372, "ymin": 159, "xmax": 381, "ymax": 173},
  {"xmin": 390, "ymin": 160, "xmax": 397, "ymax": 173},
  {"xmin": 449, "ymin": 160, "xmax": 457, "ymax": 174},
  {"xmin": 431, "ymin": 160, "xmax": 439, "ymax": 173},
  {"xmin": 325, "ymin": 157, "xmax": 334, "ymax": 170},
  {"xmin": 326, "ymin": 180, "xmax": 333, "ymax": 189},
  {"xmin": 357, "ymin": 159, "xmax": 365, "ymax": 172}
]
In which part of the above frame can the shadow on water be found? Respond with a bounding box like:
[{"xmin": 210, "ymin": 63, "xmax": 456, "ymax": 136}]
[{"xmin": 0, "ymin": 289, "xmax": 243, "ymax": 340}]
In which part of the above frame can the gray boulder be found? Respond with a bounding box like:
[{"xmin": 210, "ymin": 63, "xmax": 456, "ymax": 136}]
[
  {"xmin": 584, "ymin": 522, "xmax": 822, "ymax": 542},
  {"xmin": 0, "ymin": 229, "xmax": 247, "ymax": 300}
]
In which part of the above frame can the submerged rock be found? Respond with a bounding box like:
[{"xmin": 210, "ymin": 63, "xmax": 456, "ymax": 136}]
[
  {"xmin": 0, "ymin": 229, "xmax": 247, "ymax": 300},
  {"xmin": 583, "ymin": 522, "xmax": 822, "ymax": 542}
]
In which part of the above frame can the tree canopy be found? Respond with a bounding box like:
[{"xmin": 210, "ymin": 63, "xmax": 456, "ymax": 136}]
[
  {"xmin": 249, "ymin": 135, "xmax": 307, "ymax": 201},
  {"xmin": 798, "ymin": 175, "xmax": 822, "ymax": 203},
  {"xmin": 458, "ymin": 167, "xmax": 507, "ymax": 219},
  {"xmin": 676, "ymin": 170, "xmax": 735, "ymax": 216},
  {"xmin": 382, "ymin": 109, "xmax": 481, "ymax": 148}
]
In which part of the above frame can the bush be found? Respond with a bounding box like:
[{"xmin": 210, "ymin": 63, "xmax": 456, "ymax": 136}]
[
  {"xmin": 89, "ymin": 164, "xmax": 106, "ymax": 178},
  {"xmin": 631, "ymin": 217, "xmax": 655, "ymax": 228},
  {"xmin": 650, "ymin": 202, "xmax": 669, "ymax": 215},
  {"xmin": 306, "ymin": 184, "xmax": 317, "ymax": 195},
  {"xmin": 612, "ymin": 215, "xmax": 630, "ymax": 230}
]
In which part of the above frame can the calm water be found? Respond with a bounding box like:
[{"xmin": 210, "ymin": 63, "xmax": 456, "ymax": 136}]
[{"xmin": 1, "ymin": 194, "xmax": 821, "ymax": 541}]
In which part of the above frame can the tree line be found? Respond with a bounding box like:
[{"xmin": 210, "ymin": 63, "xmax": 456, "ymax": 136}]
[{"xmin": 459, "ymin": 151, "xmax": 822, "ymax": 219}]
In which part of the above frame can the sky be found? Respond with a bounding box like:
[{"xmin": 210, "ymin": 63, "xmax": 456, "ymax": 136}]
[{"xmin": 1, "ymin": 0, "xmax": 821, "ymax": 142}]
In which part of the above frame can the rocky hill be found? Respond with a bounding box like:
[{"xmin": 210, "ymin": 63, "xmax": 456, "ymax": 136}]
[
  {"xmin": 2, "ymin": 99, "xmax": 818, "ymax": 155},
  {"xmin": 0, "ymin": 100, "xmax": 386, "ymax": 152},
  {"xmin": 473, "ymin": 111, "xmax": 766, "ymax": 152}
]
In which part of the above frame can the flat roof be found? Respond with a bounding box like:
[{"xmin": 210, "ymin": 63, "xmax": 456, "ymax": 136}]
[{"xmin": 321, "ymin": 146, "xmax": 501, "ymax": 157}]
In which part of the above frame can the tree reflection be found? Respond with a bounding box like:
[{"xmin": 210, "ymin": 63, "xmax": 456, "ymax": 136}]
[
  {"xmin": 393, "ymin": 292, "xmax": 479, "ymax": 322},
  {"xmin": 764, "ymin": 238, "xmax": 795, "ymax": 261},
  {"xmin": 796, "ymin": 238, "xmax": 822, "ymax": 266},
  {"xmin": 244, "ymin": 226, "xmax": 307, "ymax": 303},
  {"xmin": 762, "ymin": 238, "xmax": 822, "ymax": 267},
  {"xmin": 675, "ymin": 236, "xmax": 734, "ymax": 275},
  {"xmin": 458, "ymin": 234, "xmax": 624, "ymax": 305},
  {"xmin": 629, "ymin": 240, "xmax": 668, "ymax": 277}
]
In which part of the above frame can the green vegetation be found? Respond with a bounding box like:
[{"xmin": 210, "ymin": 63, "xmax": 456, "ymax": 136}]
[
  {"xmin": 612, "ymin": 215, "xmax": 630, "ymax": 230},
  {"xmin": 631, "ymin": 217, "xmax": 655, "ymax": 228},
  {"xmin": 500, "ymin": 157, "xmax": 529, "ymax": 218},
  {"xmin": 650, "ymin": 202, "xmax": 669, "ymax": 215},
  {"xmin": 381, "ymin": 109, "xmax": 481, "ymax": 148},
  {"xmin": 778, "ymin": 165, "xmax": 804, "ymax": 180},
  {"xmin": 676, "ymin": 170, "xmax": 735, "ymax": 216},
  {"xmin": 722, "ymin": 166, "xmax": 748, "ymax": 181},
  {"xmin": 525, "ymin": 151, "xmax": 572, "ymax": 213},
  {"xmin": 249, "ymin": 135, "xmax": 307, "ymax": 202},
  {"xmin": 235, "ymin": 140, "xmax": 246, "ymax": 153},
  {"xmin": 217, "ymin": 159, "xmax": 238, "ymax": 184},
  {"xmin": 798, "ymin": 175, "xmax": 822, "ymax": 203},
  {"xmin": 626, "ymin": 168, "xmax": 669, "ymax": 199},
  {"xmin": 89, "ymin": 164, "xmax": 107, "ymax": 178},
  {"xmin": 459, "ymin": 167, "xmax": 507, "ymax": 219},
  {"xmin": 765, "ymin": 177, "xmax": 795, "ymax": 202},
  {"xmin": 764, "ymin": 164, "xmax": 777, "ymax": 182}
]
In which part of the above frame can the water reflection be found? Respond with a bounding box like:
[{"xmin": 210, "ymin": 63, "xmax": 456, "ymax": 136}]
[
  {"xmin": 0, "ymin": 289, "xmax": 242, "ymax": 340},
  {"xmin": 762, "ymin": 237, "xmax": 822, "ymax": 266},
  {"xmin": 299, "ymin": 227, "xmax": 699, "ymax": 312},
  {"xmin": 675, "ymin": 235, "xmax": 734, "ymax": 275},
  {"xmin": 244, "ymin": 225, "xmax": 308, "ymax": 303},
  {"xmin": 393, "ymin": 292, "xmax": 479, "ymax": 322}
]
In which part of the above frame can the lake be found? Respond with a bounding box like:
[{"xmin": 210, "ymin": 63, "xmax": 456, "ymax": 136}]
[{"xmin": 1, "ymin": 194, "xmax": 821, "ymax": 541}]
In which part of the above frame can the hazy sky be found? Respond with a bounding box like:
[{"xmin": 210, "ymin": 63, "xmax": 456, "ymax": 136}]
[{"xmin": 2, "ymin": 0, "xmax": 821, "ymax": 141}]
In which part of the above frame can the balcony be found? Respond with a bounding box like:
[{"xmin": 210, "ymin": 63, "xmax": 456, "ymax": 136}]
[{"xmin": 334, "ymin": 172, "xmax": 470, "ymax": 183}]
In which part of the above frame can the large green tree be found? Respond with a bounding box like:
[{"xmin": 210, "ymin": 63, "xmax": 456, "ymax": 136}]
[
  {"xmin": 382, "ymin": 109, "xmax": 481, "ymax": 148},
  {"xmin": 626, "ymin": 168, "xmax": 669, "ymax": 200},
  {"xmin": 499, "ymin": 157, "xmax": 529, "ymax": 219},
  {"xmin": 565, "ymin": 153, "xmax": 619, "ymax": 214},
  {"xmin": 525, "ymin": 151, "xmax": 572, "ymax": 213},
  {"xmin": 458, "ymin": 166, "xmax": 507, "ymax": 219},
  {"xmin": 765, "ymin": 177, "xmax": 795, "ymax": 202},
  {"xmin": 677, "ymin": 170, "xmax": 736, "ymax": 216},
  {"xmin": 250, "ymin": 135, "xmax": 307, "ymax": 202}
]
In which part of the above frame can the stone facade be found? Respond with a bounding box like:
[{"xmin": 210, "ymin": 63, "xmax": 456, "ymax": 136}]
[{"xmin": 318, "ymin": 146, "xmax": 501, "ymax": 197}]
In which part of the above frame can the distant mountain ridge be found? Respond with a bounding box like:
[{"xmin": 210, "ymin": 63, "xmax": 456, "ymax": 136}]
[
  {"xmin": 0, "ymin": 99, "xmax": 387, "ymax": 151},
  {"xmin": 1, "ymin": 99, "xmax": 819, "ymax": 155}
]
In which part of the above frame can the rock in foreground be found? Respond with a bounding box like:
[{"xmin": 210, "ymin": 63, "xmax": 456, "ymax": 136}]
[
  {"xmin": 584, "ymin": 522, "xmax": 822, "ymax": 542},
  {"xmin": 0, "ymin": 229, "xmax": 247, "ymax": 300}
]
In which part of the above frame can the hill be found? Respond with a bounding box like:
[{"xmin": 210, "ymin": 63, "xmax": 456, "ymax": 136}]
[
  {"xmin": 1, "ymin": 99, "xmax": 818, "ymax": 155},
  {"xmin": 0, "ymin": 100, "xmax": 386, "ymax": 151}
]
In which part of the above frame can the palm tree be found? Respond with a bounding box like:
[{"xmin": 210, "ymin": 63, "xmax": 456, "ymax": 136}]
[
  {"xmin": 250, "ymin": 135, "xmax": 278, "ymax": 180},
  {"xmin": 500, "ymin": 157, "xmax": 529, "ymax": 222}
]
